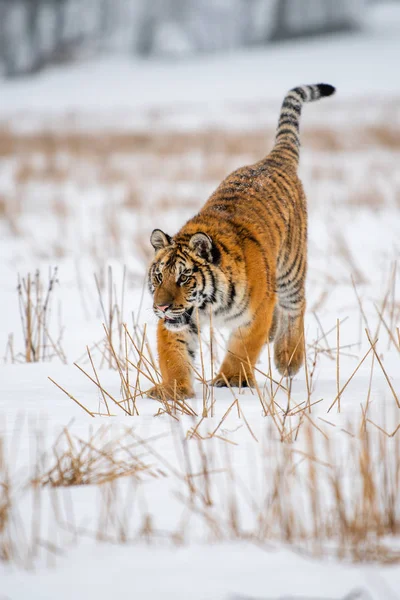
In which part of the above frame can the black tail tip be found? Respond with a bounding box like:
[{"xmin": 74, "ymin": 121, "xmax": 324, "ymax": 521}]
[{"xmin": 318, "ymin": 83, "xmax": 336, "ymax": 97}]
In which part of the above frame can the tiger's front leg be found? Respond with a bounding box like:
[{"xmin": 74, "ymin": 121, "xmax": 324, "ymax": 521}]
[
  {"xmin": 147, "ymin": 320, "xmax": 197, "ymax": 400},
  {"xmin": 213, "ymin": 298, "xmax": 275, "ymax": 388}
]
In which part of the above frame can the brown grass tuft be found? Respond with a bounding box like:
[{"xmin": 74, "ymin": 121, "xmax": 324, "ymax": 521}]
[
  {"xmin": 6, "ymin": 269, "xmax": 66, "ymax": 364},
  {"xmin": 33, "ymin": 426, "xmax": 165, "ymax": 487}
]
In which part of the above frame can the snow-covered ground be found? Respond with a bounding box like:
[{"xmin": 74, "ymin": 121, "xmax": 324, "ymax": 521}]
[{"xmin": 1, "ymin": 4, "xmax": 400, "ymax": 599}]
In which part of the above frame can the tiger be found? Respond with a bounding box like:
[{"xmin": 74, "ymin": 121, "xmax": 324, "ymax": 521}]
[{"xmin": 147, "ymin": 83, "xmax": 335, "ymax": 399}]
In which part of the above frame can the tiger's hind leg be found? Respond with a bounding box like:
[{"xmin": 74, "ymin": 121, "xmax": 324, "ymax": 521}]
[
  {"xmin": 268, "ymin": 304, "xmax": 280, "ymax": 343},
  {"xmin": 273, "ymin": 307, "xmax": 305, "ymax": 377},
  {"xmin": 213, "ymin": 298, "xmax": 275, "ymax": 388},
  {"xmin": 274, "ymin": 183, "xmax": 307, "ymax": 377}
]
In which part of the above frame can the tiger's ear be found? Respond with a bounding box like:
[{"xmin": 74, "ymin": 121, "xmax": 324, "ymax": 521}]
[
  {"xmin": 150, "ymin": 229, "xmax": 172, "ymax": 251},
  {"xmin": 189, "ymin": 232, "xmax": 213, "ymax": 261}
]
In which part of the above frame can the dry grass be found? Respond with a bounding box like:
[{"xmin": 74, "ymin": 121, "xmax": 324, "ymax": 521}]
[
  {"xmin": 3, "ymin": 413, "xmax": 400, "ymax": 567},
  {"xmin": 46, "ymin": 258, "xmax": 399, "ymax": 451},
  {"xmin": 0, "ymin": 437, "xmax": 13, "ymax": 561},
  {"xmin": 174, "ymin": 421, "xmax": 400, "ymax": 563},
  {"xmin": 49, "ymin": 285, "xmax": 400, "ymax": 453},
  {"xmin": 32, "ymin": 426, "xmax": 166, "ymax": 487},
  {"xmin": 0, "ymin": 118, "xmax": 399, "ymax": 159},
  {"xmin": 0, "ymin": 100, "xmax": 399, "ymax": 266},
  {"xmin": 4, "ymin": 268, "xmax": 66, "ymax": 364}
]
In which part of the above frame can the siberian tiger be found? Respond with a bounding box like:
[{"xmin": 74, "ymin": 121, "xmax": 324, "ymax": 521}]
[{"xmin": 147, "ymin": 83, "xmax": 335, "ymax": 399}]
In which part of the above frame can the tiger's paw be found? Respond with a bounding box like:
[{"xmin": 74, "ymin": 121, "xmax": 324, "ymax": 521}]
[
  {"xmin": 212, "ymin": 372, "xmax": 255, "ymax": 388},
  {"xmin": 274, "ymin": 344, "xmax": 304, "ymax": 378},
  {"xmin": 146, "ymin": 382, "xmax": 194, "ymax": 400}
]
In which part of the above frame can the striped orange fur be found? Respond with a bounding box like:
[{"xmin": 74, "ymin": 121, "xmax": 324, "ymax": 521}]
[{"xmin": 147, "ymin": 84, "xmax": 336, "ymax": 399}]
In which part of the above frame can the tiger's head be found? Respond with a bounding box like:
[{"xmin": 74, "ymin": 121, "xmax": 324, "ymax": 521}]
[{"xmin": 148, "ymin": 228, "xmax": 222, "ymax": 331}]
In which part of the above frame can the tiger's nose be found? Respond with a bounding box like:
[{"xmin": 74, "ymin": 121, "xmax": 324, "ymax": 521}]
[{"xmin": 156, "ymin": 304, "xmax": 171, "ymax": 313}]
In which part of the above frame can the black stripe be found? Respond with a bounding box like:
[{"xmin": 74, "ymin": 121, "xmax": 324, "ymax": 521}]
[
  {"xmin": 278, "ymin": 285, "xmax": 303, "ymax": 302},
  {"xmin": 292, "ymin": 87, "xmax": 307, "ymax": 101},
  {"xmin": 189, "ymin": 321, "xmax": 198, "ymax": 335},
  {"xmin": 279, "ymin": 115, "xmax": 300, "ymax": 127},
  {"xmin": 278, "ymin": 251, "xmax": 305, "ymax": 288},
  {"xmin": 274, "ymin": 144, "xmax": 299, "ymax": 160},
  {"xmin": 282, "ymin": 98, "xmax": 301, "ymax": 111},
  {"xmin": 204, "ymin": 265, "xmax": 217, "ymax": 303},
  {"xmin": 215, "ymin": 280, "xmax": 236, "ymax": 316},
  {"xmin": 198, "ymin": 267, "xmax": 206, "ymax": 293},
  {"xmin": 225, "ymin": 304, "xmax": 248, "ymax": 322}
]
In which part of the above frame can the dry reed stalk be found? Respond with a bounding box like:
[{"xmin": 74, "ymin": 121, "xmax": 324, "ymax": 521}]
[
  {"xmin": 102, "ymin": 323, "xmax": 132, "ymax": 411},
  {"xmin": 186, "ymin": 417, "xmax": 206, "ymax": 441},
  {"xmin": 303, "ymin": 328, "xmax": 312, "ymax": 414},
  {"xmin": 313, "ymin": 312, "xmax": 335, "ymax": 359},
  {"xmin": 310, "ymin": 316, "xmax": 349, "ymax": 348},
  {"xmin": 209, "ymin": 308, "xmax": 215, "ymax": 417},
  {"xmin": 95, "ymin": 479, "xmax": 135, "ymax": 544},
  {"xmin": 351, "ymin": 276, "xmax": 371, "ymax": 334},
  {"xmin": 266, "ymin": 332, "xmax": 274, "ymax": 403},
  {"xmin": 124, "ymin": 325, "xmax": 161, "ymax": 386},
  {"xmin": 366, "ymin": 419, "xmax": 400, "ymax": 438},
  {"xmin": 374, "ymin": 303, "xmax": 400, "ymax": 353},
  {"xmin": 309, "ymin": 287, "xmax": 330, "ymax": 313},
  {"xmin": 73, "ymin": 362, "xmax": 131, "ymax": 416},
  {"xmin": 93, "ymin": 267, "xmax": 128, "ymax": 370},
  {"xmin": 327, "ymin": 340, "xmax": 377, "ymax": 413},
  {"xmin": 305, "ymin": 423, "xmax": 321, "ymax": 554},
  {"xmin": 365, "ymin": 329, "xmax": 400, "ymax": 408},
  {"xmin": 359, "ymin": 351, "xmax": 375, "ymax": 435},
  {"xmin": 334, "ymin": 228, "xmax": 367, "ymax": 285},
  {"xmin": 3, "ymin": 333, "xmax": 15, "ymax": 364},
  {"xmin": 252, "ymin": 364, "xmax": 288, "ymax": 390},
  {"xmin": 231, "ymin": 400, "xmax": 259, "ymax": 443},
  {"xmin": 48, "ymin": 377, "xmax": 95, "ymax": 417},
  {"xmin": 209, "ymin": 396, "xmax": 239, "ymax": 438},
  {"xmin": 195, "ymin": 309, "xmax": 209, "ymax": 418},
  {"xmin": 306, "ymin": 344, "xmax": 319, "ymax": 397},
  {"xmin": 289, "ymin": 397, "xmax": 323, "ymax": 417},
  {"xmin": 284, "ymin": 410, "xmax": 328, "ymax": 444},
  {"xmin": 129, "ymin": 324, "xmax": 143, "ymax": 416},
  {"xmin": 87, "ymin": 346, "xmax": 111, "ymax": 416},
  {"xmin": 252, "ymin": 367, "xmax": 283, "ymax": 434},
  {"xmin": 373, "ymin": 262, "xmax": 396, "ymax": 343}
]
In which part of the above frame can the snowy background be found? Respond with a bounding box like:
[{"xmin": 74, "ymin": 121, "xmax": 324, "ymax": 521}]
[{"xmin": 1, "ymin": 2, "xmax": 400, "ymax": 599}]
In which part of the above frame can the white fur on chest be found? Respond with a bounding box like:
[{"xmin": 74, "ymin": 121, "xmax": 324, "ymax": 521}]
[{"xmin": 200, "ymin": 305, "xmax": 252, "ymax": 331}]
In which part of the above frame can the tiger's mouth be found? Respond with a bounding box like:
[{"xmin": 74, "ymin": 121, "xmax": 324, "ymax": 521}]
[{"xmin": 162, "ymin": 307, "xmax": 194, "ymax": 329}]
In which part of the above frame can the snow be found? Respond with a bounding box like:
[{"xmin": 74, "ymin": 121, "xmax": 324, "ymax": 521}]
[
  {"xmin": 1, "ymin": 3, "xmax": 400, "ymax": 599},
  {"xmin": 4, "ymin": 543, "xmax": 400, "ymax": 600}
]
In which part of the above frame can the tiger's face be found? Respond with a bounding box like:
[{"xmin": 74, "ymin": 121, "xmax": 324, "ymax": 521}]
[{"xmin": 148, "ymin": 229, "xmax": 220, "ymax": 331}]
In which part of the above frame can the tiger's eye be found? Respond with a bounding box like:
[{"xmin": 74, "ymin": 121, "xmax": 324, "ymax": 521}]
[{"xmin": 179, "ymin": 274, "xmax": 189, "ymax": 284}]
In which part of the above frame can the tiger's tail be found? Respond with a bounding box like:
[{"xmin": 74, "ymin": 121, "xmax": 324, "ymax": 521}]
[{"xmin": 273, "ymin": 83, "xmax": 336, "ymax": 167}]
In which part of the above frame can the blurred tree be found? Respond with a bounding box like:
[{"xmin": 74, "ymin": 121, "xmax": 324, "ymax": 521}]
[
  {"xmin": 25, "ymin": 0, "xmax": 42, "ymax": 72},
  {"xmin": 54, "ymin": 0, "xmax": 67, "ymax": 43},
  {"xmin": 0, "ymin": 0, "xmax": 367, "ymax": 78}
]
